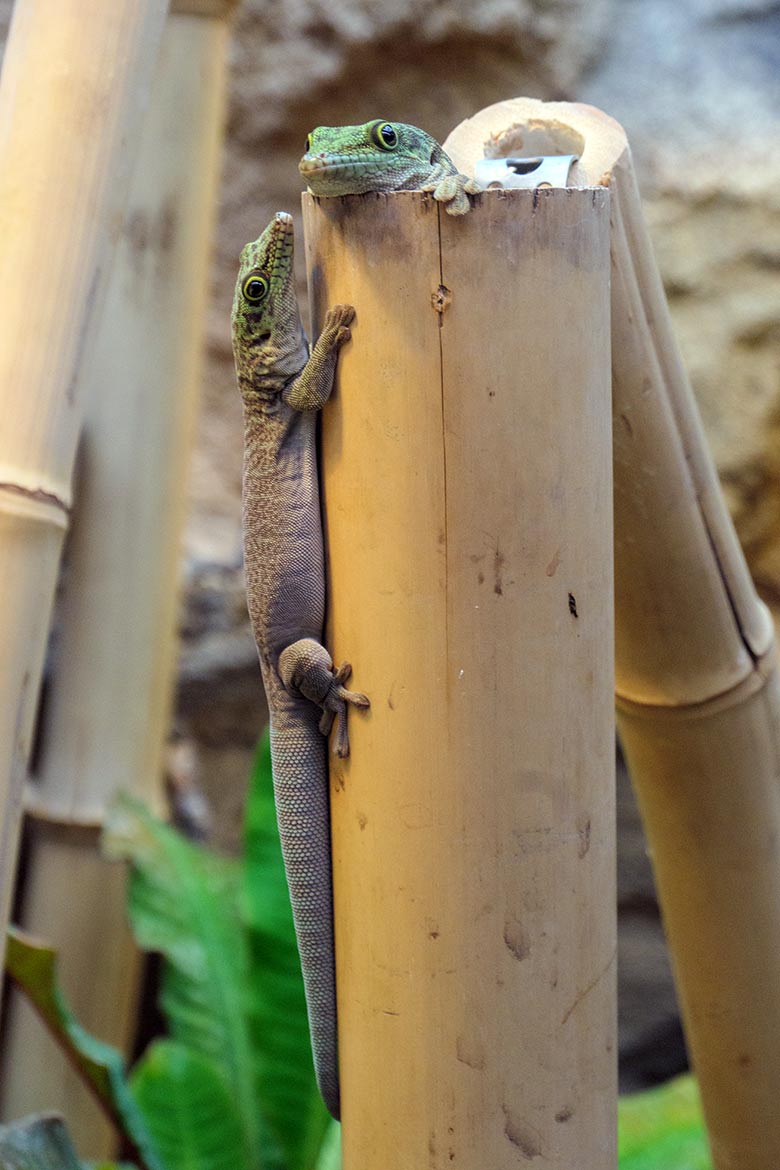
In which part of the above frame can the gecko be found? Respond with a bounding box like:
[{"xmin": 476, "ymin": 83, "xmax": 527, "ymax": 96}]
[
  {"xmin": 231, "ymin": 210, "xmax": 369, "ymax": 1120},
  {"xmin": 299, "ymin": 118, "xmax": 481, "ymax": 215}
]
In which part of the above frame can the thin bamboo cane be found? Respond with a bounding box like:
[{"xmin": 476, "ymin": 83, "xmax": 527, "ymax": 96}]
[
  {"xmin": 303, "ymin": 187, "xmax": 614, "ymax": 1166},
  {"xmin": 447, "ymin": 98, "xmax": 780, "ymax": 1169},
  {"xmin": 0, "ymin": 5, "xmax": 235, "ymax": 1152},
  {"xmin": 0, "ymin": 0, "xmax": 168, "ymax": 973}
]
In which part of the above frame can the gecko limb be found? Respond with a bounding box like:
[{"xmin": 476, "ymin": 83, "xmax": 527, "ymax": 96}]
[
  {"xmin": 422, "ymin": 170, "xmax": 482, "ymax": 216},
  {"xmin": 279, "ymin": 638, "xmax": 370, "ymax": 758},
  {"xmin": 282, "ymin": 304, "xmax": 355, "ymax": 412}
]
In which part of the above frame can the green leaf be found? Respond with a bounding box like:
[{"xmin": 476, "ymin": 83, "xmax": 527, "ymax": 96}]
[
  {"xmin": 4, "ymin": 929, "xmax": 163, "ymax": 1170},
  {"xmin": 312, "ymin": 1123, "xmax": 340, "ymax": 1170},
  {"xmin": 618, "ymin": 1074, "xmax": 712, "ymax": 1169},
  {"xmin": 241, "ymin": 731, "xmax": 331, "ymax": 1168},
  {"xmin": 103, "ymin": 797, "xmax": 267, "ymax": 1170},
  {"xmin": 241, "ymin": 733, "xmax": 331, "ymax": 1160},
  {"xmin": 131, "ymin": 1041, "xmax": 245, "ymax": 1170},
  {"xmin": 0, "ymin": 1115, "xmax": 81, "ymax": 1170}
]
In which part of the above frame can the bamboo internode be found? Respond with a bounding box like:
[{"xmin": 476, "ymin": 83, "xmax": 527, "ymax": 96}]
[
  {"xmin": 0, "ymin": 0, "xmax": 169, "ymax": 972},
  {"xmin": 304, "ymin": 187, "xmax": 615, "ymax": 1167},
  {"xmin": 447, "ymin": 98, "xmax": 780, "ymax": 1169},
  {"xmin": 0, "ymin": 8, "xmax": 233, "ymax": 1152}
]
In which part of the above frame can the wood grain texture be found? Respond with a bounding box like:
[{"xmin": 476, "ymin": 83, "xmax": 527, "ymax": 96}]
[
  {"xmin": 303, "ymin": 187, "xmax": 614, "ymax": 1167},
  {"xmin": 447, "ymin": 97, "xmax": 780, "ymax": 1170}
]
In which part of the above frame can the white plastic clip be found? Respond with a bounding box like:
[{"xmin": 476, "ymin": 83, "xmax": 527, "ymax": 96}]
[{"xmin": 474, "ymin": 155, "xmax": 579, "ymax": 190}]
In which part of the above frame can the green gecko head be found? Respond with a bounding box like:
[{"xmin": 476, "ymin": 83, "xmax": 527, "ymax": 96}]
[
  {"xmin": 231, "ymin": 211, "xmax": 305, "ymax": 390},
  {"xmin": 299, "ymin": 119, "xmax": 448, "ymax": 195}
]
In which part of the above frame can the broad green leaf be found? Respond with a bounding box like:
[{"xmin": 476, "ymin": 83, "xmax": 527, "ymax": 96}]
[
  {"xmin": 0, "ymin": 1116, "xmax": 81, "ymax": 1170},
  {"xmin": 131, "ymin": 1041, "xmax": 244, "ymax": 1170},
  {"xmin": 242, "ymin": 731, "xmax": 331, "ymax": 1168},
  {"xmin": 103, "ymin": 796, "xmax": 268, "ymax": 1170},
  {"xmin": 618, "ymin": 1074, "xmax": 712, "ymax": 1169},
  {"xmin": 4, "ymin": 929, "xmax": 163, "ymax": 1170},
  {"xmin": 312, "ymin": 1123, "xmax": 340, "ymax": 1170}
]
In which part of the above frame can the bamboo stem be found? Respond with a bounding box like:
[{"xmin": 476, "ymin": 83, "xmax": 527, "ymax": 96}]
[
  {"xmin": 303, "ymin": 187, "xmax": 614, "ymax": 1166},
  {"xmin": 447, "ymin": 98, "xmax": 780, "ymax": 1168},
  {"xmin": 0, "ymin": 8, "xmax": 233, "ymax": 1152},
  {"xmin": 0, "ymin": 0, "xmax": 168, "ymax": 972}
]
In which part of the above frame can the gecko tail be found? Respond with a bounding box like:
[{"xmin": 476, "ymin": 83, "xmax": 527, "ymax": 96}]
[{"xmin": 269, "ymin": 715, "xmax": 341, "ymax": 1119}]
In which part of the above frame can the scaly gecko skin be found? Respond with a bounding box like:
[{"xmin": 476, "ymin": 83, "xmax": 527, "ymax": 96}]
[
  {"xmin": 299, "ymin": 119, "xmax": 481, "ymax": 215},
  {"xmin": 232, "ymin": 211, "xmax": 369, "ymax": 1119}
]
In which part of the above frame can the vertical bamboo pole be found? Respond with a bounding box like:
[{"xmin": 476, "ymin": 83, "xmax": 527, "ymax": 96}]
[
  {"xmin": 303, "ymin": 187, "xmax": 614, "ymax": 1166},
  {"xmin": 0, "ymin": 3, "xmax": 236, "ymax": 1153},
  {"xmin": 0, "ymin": 0, "xmax": 168, "ymax": 969},
  {"xmin": 447, "ymin": 98, "xmax": 780, "ymax": 1169}
]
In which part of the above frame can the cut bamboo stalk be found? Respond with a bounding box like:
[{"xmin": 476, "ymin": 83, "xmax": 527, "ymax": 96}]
[
  {"xmin": 0, "ymin": 5, "xmax": 235, "ymax": 1153},
  {"xmin": 447, "ymin": 98, "xmax": 780, "ymax": 1169},
  {"xmin": 303, "ymin": 187, "xmax": 614, "ymax": 1166},
  {"xmin": 0, "ymin": 0, "xmax": 168, "ymax": 972}
]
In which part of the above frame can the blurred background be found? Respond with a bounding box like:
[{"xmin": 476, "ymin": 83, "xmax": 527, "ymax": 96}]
[{"xmin": 1, "ymin": 0, "xmax": 778, "ymax": 1111}]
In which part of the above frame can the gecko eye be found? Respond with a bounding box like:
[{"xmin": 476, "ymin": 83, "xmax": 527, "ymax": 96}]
[
  {"xmin": 243, "ymin": 274, "xmax": 269, "ymax": 303},
  {"xmin": 305, "ymin": 134, "xmax": 312, "ymax": 153},
  {"xmin": 370, "ymin": 121, "xmax": 398, "ymax": 151}
]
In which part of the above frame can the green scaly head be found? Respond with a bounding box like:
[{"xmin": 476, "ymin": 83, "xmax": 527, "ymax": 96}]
[
  {"xmin": 299, "ymin": 119, "xmax": 456, "ymax": 196},
  {"xmin": 299, "ymin": 119, "xmax": 479, "ymax": 214},
  {"xmin": 231, "ymin": 211, "xmax": 306, "ymax": 394}
]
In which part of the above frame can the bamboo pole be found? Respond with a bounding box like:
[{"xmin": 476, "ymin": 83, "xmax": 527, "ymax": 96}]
[
  {"xmin": 0, "ymin": 3, "xmax": 236, "ymax": 1153},
  {"xmin": 0, "ymin": 0, "xmax": 168, "ymax": 970},
  {"xmin": 303, "ymin": 187, "xmax": 614, "ymax": 1166},
  {"xmin": 446, "ymin": 98, "xmax": 780, "ymax": 1169}
]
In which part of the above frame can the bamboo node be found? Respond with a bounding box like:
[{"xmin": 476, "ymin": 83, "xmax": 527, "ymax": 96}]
[{"xmin": 0, "ymin": 480, "xmax": 70, "ymax": 528}]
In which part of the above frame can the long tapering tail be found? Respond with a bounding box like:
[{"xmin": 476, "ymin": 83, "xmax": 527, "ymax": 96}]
[{"xmin": 270, "ymin": 713, "xmax": 340, "ymax": 1118}]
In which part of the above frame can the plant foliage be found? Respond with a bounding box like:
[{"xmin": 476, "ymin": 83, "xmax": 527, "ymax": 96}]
[{"xmin": 618, "ymin": 1074, "xmax": 711, "ymax": 1169}]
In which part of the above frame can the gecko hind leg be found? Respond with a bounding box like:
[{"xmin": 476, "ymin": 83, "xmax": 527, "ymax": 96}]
[{"xmin": 279, "ymin": 638, "xmax": 369, "ymax": 758}]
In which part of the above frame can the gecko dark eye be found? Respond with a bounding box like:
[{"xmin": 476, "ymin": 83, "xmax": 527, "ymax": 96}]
[
  {"xmin": 243, "ymin": 274, "xmax": 269, "ymax": 303},
  {"xmin": 305, "ymin": 134, "xmax": 312, "ymax": 153},
  {"xmin": 370, "ymin": 121, "xmax": 398, "ymax": 151}
]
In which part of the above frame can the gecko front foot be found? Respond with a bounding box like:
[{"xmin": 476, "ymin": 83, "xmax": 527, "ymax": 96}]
[
  {"xmin": 422, "ymin": 172, "xmax": 482, "ymax": 216},
  {"xmin": 279, "ymin": 638, "xmax": 370, "ymax": 758},
  {"xmin": 322, "ymin": 304, "xmax": 355, "ymax": 349}
]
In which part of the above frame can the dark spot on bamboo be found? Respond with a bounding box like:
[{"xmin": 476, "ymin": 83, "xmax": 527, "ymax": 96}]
[
  {"xmin": 555, "ymin": 1106, "xmax": 573, "ymax": 1123},
  {"xmin": 158, "ymin": 197, "xmax": 177, "ymax": 255},
  {"xmin": 494, "ymin": 546, "xmax": 505, "ymax": 595},
  {"xmin": 456, "ymin": 1035, "xmax": 485, "ymax": 1069},
  {"xmin": 431, "ymin": 284, "xmax": 452, "ymax": 314},
  {"xmin": 577, "ymin": 817, "xmax": 591, "ymax": 858},
  {"xmin": 568, "ymin": 592, "xmax": 578, "ymax": 618},
  {"xmin": 504, "ymin": 916, "xmax": 530, "ymax": 961},
  {"xmin": 503, "ymin": 1107, "xmax": 542, "ymax": 1159}
]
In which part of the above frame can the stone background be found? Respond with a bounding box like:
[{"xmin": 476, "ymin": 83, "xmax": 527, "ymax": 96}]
[{"xmin": 2, "ymin": 0, "xmax": 779, "ymax": 1093}]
